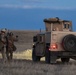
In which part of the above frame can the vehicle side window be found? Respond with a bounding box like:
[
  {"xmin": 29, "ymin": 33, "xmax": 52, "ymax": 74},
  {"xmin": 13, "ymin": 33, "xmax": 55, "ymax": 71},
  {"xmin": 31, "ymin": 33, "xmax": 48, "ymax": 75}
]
[
  {"xmin": 39, "ymin": 35, "xmax": 44, "ymax": 42},
  {"xmin": 64, "ymin": 24, "xmax": 69, "ymax": 29},
  {"xmin": 33, "ymin": 36, "xmax": 37, "ymax": 42},
  {"xmin": 67, "ymin": 24, "xmax": 69, "ymax": 28},
  {"xmin": 64, "ymin": 24, "xmax": 67, "ymax": 28}
]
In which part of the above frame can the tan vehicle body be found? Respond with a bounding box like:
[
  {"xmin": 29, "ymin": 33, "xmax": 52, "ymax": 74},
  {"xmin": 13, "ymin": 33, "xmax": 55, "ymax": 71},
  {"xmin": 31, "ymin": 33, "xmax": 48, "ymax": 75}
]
[
  {"xmin": 46, "ymin": 31, "xmax": 76, "ymax": 51},
  {"xmin": 32, "ymin": 17, "xmax": 76, "ymax": 64}
]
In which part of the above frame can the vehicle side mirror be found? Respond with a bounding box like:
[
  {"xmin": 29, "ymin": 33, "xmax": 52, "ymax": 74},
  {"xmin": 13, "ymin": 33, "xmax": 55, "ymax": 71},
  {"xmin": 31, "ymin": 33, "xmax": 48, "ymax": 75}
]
[{"xmin": 33, "ymin": 36, "xmax": 37, "ymax": 42}]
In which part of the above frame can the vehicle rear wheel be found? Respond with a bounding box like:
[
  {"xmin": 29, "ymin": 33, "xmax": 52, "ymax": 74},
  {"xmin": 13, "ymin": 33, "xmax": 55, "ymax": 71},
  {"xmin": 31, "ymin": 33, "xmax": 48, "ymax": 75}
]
[
  {"xmin": 32, "ymin": 48, "xmax": 40, "ymax": 62},
  {"xmin": 61, "ymin": 58, "xmax": 70, "ymax": 63}
]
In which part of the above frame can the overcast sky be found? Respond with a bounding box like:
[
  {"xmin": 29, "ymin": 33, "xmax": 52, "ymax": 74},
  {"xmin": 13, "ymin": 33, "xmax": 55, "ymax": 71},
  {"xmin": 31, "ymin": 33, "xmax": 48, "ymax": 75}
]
[{"xmin": 0, "ymin": 0, "xmax": 76, "ymax": 10}]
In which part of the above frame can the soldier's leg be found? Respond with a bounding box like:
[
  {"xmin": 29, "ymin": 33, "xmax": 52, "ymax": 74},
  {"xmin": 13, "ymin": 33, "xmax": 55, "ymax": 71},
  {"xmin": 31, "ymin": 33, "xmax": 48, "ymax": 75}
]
[
  {"xmin": 1, "ymin": 47, "xmax": 7, "ymax": 62},
  {"xmin": 6, "ymin": 50, "xmax": 10, "ymax": 60},
  {"xmin": 6, "ymin": 46, "xmax": 9, "ymax": 60},
  {"xmin": 1, "ymin": 48, "xmax": 4, "ymax": 59},
  {"xmin": 9, "ymin": 50, "xmax": 13, "ymax": 60},
  {"xmin": 6, "ymin": 49, "xmax": 13, "ymax": 61},
  {"xmin": 10, "ymin": 52, "xmax": 13, "ymax": 60}
]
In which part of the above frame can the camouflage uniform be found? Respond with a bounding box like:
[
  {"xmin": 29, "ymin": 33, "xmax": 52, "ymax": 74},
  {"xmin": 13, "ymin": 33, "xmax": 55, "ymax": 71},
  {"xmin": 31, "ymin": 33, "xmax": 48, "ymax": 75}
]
[
  {"xmin": 6, "ymin": 32, "xmax": 18, "ymax": 61},
  {"xmin": 0, "ymin": 29, "xmax": 7, "ymax": 62}
]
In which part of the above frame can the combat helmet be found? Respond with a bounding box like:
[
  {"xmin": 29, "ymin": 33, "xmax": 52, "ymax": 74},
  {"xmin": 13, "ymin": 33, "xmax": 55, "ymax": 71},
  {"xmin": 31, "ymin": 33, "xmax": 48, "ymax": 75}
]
[{"xmin": 1, "ymin": 28, "xmax": 6, "ymax": 33}]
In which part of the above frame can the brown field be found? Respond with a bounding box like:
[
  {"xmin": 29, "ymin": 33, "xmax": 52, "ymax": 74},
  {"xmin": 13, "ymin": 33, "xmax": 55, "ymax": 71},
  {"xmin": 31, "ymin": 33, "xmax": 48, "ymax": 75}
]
[{"xmin": 0, "ymin": 30, "xmax": 76, "ymax": 75}]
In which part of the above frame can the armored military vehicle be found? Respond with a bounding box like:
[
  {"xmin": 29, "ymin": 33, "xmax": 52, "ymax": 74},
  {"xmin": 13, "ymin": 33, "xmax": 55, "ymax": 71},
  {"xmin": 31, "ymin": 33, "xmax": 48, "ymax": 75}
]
[{"xmin": 32, "ymin": 17, "xmax": 76, "ymax": 64}]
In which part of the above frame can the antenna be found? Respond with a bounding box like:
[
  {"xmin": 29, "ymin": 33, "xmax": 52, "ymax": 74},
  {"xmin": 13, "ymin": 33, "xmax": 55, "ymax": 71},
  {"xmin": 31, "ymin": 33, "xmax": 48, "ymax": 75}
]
[{"xmin": 40, "ymin": 28, "xmax": 41, "ymax": 32}]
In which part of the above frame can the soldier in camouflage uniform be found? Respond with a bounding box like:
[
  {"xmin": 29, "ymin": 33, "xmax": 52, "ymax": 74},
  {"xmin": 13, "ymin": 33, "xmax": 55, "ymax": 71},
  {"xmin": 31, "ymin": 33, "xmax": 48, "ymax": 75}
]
[
  {"xmin": 6, "ymin": 32, "xmax": 18, "ymax": 61},
  {"xmin": 0, "ymin": 28, "xmax": 7, "ymax": 62}
]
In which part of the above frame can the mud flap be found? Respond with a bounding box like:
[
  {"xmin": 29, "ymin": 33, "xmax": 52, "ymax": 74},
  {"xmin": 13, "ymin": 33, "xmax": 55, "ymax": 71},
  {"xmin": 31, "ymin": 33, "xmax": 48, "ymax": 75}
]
[
  {"xmin": 50, "ymin": 52, "xmax": 57, "ymax": 64},
  {"xmin": 45, "ymin": 49, "xmax": 50, "ymax": 64}
]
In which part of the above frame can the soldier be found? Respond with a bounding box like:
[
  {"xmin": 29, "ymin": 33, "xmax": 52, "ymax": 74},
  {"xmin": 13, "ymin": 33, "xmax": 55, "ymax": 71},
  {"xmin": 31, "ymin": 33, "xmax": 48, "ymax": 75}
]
[
  {"xmin": 6, "ymin": 32, "xmax": 18, "ymax": 61},
  {"xmin": 0, "ymin": 28, "xmax": 7, "ymax": 62}
]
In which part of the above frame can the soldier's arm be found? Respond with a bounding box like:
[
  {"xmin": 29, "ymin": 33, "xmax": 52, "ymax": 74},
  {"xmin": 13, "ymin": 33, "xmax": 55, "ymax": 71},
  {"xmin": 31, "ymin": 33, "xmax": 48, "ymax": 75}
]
[{"xmin": 0, "ymin": 35, "xmax": 7, "ymax": 44}]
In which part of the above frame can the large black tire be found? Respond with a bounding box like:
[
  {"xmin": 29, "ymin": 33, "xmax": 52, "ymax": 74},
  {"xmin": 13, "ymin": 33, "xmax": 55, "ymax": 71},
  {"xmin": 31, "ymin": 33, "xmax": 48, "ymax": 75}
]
[
  {"xmin": 32, "ymin": 48, "xmax": 40, "ymax": 62},
  {"xmin": 62, "ymin": 34, "xmax": 76, "ymax": 51},
  {"xmin": 45, "ymin": 49, "xmax": 50, "ymax": 64},
  {"xmin": 61, "ymin": 58, "xmax": 70, "ymax": 63}
]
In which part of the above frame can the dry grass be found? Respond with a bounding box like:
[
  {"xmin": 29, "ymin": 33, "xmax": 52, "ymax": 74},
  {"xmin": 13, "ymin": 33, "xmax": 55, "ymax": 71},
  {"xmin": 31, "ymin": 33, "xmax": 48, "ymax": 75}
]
[
  {"xmin": 13, "ymin": 49, "xmax": 45, "ymax": 60},
  {"xmin": 0, "ymin": 59, "xmax": 76, "ymax": 75},
  {"xmin": 13, "ymin": 49, "xmax": 32, "ymax": 59},
  {"xmin": 0, "ymin": 49, "xmax": 45, "ymax": 60}
]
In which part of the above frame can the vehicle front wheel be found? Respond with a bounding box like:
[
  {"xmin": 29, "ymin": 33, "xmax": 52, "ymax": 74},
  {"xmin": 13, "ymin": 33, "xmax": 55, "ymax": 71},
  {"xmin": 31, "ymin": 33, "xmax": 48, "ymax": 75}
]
[{"xmin": 32, "ymin": 49, "xmax": 40, "ymax": 62}]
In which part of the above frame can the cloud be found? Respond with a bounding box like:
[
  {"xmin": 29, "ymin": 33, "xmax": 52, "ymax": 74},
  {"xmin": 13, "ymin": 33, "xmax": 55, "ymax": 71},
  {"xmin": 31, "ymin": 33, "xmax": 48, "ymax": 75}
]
[
  {"xmin": 0, "ymin": 0, "xmax": 76, "ymax": 10},
  {"xmin": 0, "ymin": 4, "xmax": 32, "ymax": 9},
  {"xmin": 0, "ymin": 4, "xmax": 75, "ymax": 10},
  {"xmin": 19, "ymin": 0, "xmax": 46, "ymax": 2}
]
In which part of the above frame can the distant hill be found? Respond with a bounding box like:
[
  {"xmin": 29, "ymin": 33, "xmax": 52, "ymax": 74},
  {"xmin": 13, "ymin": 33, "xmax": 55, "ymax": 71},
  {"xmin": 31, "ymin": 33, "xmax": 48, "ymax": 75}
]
[{"xmin": 11, "ymin": 30, "xmax": 39, "ymax": 52}]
